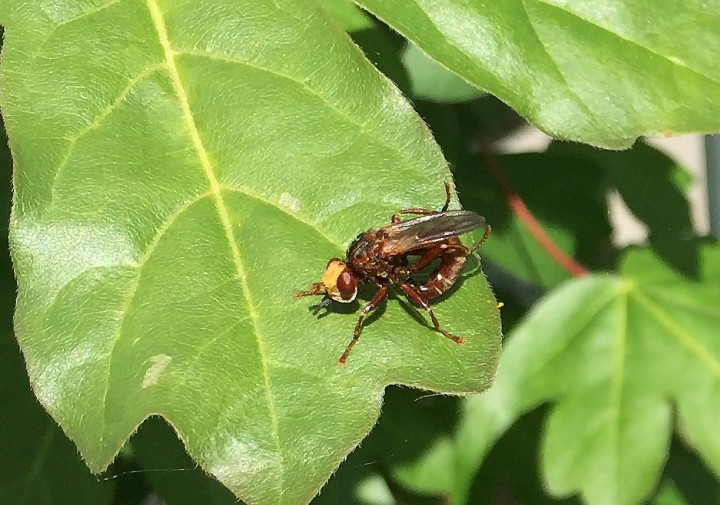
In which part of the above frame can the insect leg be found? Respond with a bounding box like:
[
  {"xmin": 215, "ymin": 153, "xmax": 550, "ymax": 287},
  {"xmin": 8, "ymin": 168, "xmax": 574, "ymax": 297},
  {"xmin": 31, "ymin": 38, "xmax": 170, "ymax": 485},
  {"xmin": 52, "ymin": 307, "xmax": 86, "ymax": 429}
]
[
  {"xmin": 390, "ymin": 182, "xmax": 453, "ymax": 222},
  {"xmin": 437, "ymin": 244, "xmax": 470, "ymax": 257},
  {"xmin": 397, "ymin": 281, "xmax": 466, "ymax": 345},
  {"xmin": 441, "ymin": 181, "xmax": 451, "ymax": 212},
  {"xmin": 294, "ymin": 282, "xmax": 324, "ymax": 299},
  {"xmin": 339, "ymin": 283, "xmax": 389, "ymax": 366},
  {"xmin": 409, "ymin": 246, "xmax": 445, "ymax": 273},
  {"xmin": 470, "ymin": 224, "xmax": 492, "ymax": 252},
  {"xmin": 391, "ymin": 208, "xmax": 437, "ymax": 223}
]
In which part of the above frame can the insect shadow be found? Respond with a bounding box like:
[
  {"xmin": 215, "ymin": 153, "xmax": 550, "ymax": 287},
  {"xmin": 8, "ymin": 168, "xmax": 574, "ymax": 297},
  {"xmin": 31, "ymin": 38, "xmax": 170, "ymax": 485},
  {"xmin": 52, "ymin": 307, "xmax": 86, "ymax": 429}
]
[{"xmin": 309, "ymin": 282, "xmax": 384, "ymax": 321}]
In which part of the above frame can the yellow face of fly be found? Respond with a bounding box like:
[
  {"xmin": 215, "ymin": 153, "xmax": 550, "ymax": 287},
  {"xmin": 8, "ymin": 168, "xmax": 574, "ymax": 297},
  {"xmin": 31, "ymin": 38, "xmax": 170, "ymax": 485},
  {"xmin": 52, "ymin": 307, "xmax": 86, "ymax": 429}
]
[{"xmin": 322, "ymin": 259, "xmax": 358, "ymax": 303}]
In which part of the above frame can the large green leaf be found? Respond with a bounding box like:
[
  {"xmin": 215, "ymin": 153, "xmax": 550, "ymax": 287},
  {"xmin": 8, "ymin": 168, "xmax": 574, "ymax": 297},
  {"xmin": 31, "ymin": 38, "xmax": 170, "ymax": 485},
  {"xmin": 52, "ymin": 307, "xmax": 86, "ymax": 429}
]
[
  {"xmin": 399, "ymin": 244, "xmax": 720, "ymax": 505},
  {"xmin": 355, "ymin": 0, "xmax": 720, "ymax": 148},
  {"xmin": 1, "ymin": 1, "xmax": 501, "ymax": 503}
]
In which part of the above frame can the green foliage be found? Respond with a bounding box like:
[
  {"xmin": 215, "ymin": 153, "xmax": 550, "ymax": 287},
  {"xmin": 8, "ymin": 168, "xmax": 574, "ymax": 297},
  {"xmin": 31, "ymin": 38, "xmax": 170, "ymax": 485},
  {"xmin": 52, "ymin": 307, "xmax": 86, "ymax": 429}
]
[
  {"xmin": 1, "ymin": 1, "xmax": 719, "ymax": 505},
  {"xmin": 387, "ymin": 244, "xmax": 720, "ymax": 505},
  {"xmin": 357, "ymin": 0, "xmax": 720, "ymax": 148},
  {"xmin": 401, "ymin": 43, "xmax": 486, "ymax": 103}
]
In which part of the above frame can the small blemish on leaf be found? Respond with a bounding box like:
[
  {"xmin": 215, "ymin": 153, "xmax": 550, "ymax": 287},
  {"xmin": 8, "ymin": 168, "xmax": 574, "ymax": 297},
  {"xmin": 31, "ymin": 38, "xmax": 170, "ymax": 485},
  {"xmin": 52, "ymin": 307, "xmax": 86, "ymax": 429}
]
[
  {"xmin": 279, "ymin": 192, "xmax": 301, "ymax": 213},
  {"xmin": 141, "ymin": 354, "xmax": 172, "ymax": 389}
]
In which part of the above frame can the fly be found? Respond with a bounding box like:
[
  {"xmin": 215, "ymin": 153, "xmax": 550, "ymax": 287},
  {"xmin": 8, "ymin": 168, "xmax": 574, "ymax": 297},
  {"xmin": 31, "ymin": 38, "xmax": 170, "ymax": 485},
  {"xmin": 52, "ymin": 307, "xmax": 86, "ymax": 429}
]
[{"xmin": 295, "ymin": 182, "xmax": 490, "ymax": 366}]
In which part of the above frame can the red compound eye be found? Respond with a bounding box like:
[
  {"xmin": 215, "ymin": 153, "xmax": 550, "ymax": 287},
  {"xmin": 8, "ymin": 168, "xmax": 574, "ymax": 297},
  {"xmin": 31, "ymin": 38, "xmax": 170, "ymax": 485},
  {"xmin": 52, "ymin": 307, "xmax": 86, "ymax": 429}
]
[{"xmin": 336, "ymin": 269, "xmax": 358, "ymax": 300}]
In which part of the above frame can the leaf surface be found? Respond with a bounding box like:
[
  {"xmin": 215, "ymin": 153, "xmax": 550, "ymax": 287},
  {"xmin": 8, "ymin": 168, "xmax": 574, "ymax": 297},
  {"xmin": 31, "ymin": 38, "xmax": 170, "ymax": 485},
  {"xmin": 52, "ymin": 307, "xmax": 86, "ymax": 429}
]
[
  {"xmin": 1, "ymin": 1, "xmax": 501, "ymax": 503},
  {"xmin": 355, "ymin": 0, "xmax": 720, "ymax": 148}
]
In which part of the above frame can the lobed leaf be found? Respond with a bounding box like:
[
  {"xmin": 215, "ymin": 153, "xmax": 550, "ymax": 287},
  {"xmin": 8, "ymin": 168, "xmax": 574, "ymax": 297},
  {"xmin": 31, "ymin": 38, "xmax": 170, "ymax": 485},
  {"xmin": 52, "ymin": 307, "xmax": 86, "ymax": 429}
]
[
  {"xmin": 1, "ymin": 1, "xmax": 501, "ymax": 503},
  {"xmin": 404, "ymin": 243, "xmax": 720, "ymax": 505}
]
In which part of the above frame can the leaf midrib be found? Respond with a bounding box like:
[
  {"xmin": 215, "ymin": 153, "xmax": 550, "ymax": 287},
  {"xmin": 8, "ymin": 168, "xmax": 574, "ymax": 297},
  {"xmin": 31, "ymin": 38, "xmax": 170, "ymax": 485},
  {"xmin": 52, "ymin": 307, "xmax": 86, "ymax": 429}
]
[
  {"xmin": 95, "ymin": 0, "xmax": 291, "ymax": 495},
  {"xmin": 608, "ymin": 286, "xmax": 628, "ymax": 502},
  {"xmin": 631, "ymin": 287, "xmax": 720, "ymax": 376},
  {"xmin": 145, "ymin": 0, "xmax": 285, "ymax": 492}
]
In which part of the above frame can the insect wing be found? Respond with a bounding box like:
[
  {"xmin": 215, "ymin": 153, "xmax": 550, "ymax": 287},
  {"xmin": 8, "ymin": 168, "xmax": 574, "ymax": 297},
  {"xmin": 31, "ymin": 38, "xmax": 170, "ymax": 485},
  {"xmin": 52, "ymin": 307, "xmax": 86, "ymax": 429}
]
[{"xmin": 379, "ymin": 210, "xmax": 486, "ymax": 256}]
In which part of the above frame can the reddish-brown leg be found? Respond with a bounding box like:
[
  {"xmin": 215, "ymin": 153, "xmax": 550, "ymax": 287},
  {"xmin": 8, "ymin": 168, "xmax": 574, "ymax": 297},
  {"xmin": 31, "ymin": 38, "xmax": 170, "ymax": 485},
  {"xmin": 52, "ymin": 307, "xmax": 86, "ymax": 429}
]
[
  {"xmin": 294, "ymin": 282, "xmax": 324, "ymax": 299},
  {"xmin": 397, "ymin": 281, "xmax": 466, "ymax": 345},
  {"xmin": 470, "ymin": 224, "xmax": 492, "ymax": 252},
  {"xmin": 338, "ymin": 283, "xmax": 389, "ymax": 366},
  {"xmin": 391, "ymin": 208, "xmax": 437, "ymax": 223},
  {"xmin": 409, "ymin": 246, "xmax": 445, "ymax": 273},
  {"xmin": 391, "ymin": 182, "xmax": 452, "ymax": 222},
  {"xmin": 440, "ymin": 181, "xmax": 451, "ymax": 211}
]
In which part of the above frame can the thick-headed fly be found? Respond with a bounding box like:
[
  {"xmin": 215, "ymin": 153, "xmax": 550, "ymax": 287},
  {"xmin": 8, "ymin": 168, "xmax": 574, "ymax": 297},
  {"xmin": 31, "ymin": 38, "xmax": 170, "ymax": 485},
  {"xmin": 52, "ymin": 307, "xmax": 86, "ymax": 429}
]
[{"xmin": 295, "ymin": 182, "xmax": 490, "ymax": 366}]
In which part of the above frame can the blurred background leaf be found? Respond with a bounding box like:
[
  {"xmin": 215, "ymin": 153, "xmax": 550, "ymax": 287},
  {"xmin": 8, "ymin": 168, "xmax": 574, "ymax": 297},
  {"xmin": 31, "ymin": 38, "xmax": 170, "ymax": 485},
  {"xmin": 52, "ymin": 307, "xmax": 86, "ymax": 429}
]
[
  {"xmin": 356, "ymin": 0, "xmax": 720, "ymax": 148},
  {"xmin": 411, "ymin": 244, "xmax": 720, "ymax": 505}
]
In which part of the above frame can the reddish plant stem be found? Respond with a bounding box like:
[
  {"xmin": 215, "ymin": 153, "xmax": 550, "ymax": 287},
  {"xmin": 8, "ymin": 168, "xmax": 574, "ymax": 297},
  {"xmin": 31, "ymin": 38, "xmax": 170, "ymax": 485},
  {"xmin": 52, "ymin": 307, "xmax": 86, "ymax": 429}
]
[{"xmin": 479, "ymin": 145, "xmax": 589, "ymax": 277}]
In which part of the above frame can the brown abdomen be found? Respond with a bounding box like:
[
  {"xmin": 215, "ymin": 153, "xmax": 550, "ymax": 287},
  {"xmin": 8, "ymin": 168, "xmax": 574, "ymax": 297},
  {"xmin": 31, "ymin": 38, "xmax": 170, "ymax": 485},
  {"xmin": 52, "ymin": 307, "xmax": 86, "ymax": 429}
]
[{"xmin": 418, "ymin": 252, "xmax": 467, "ymax": 299}]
